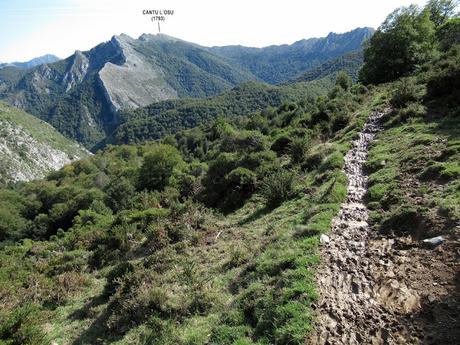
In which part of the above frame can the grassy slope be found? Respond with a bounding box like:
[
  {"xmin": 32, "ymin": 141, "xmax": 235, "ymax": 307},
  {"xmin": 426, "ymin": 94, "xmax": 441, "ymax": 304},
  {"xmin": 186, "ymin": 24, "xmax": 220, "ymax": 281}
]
[
  {"xmin": 0, "ymin": 101, "xmax": 87, "ymax": 155},
  {"xmin": 37, "ymin": 92, "xmax": 376, "ymax": 345},
  {"xmin": 0, "ymin": 101, "xmax": 89, "ymax": 183},
  {"xmin": 366, "ymin": 92, "xmax": 460, "ymax": 239}
]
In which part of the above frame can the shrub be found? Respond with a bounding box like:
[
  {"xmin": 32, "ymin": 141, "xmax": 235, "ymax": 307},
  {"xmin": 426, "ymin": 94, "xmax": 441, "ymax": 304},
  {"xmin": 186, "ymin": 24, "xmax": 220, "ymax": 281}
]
[
  {"xmin": 398, "ymin": 102, "xmax": 426, "ymax": 122},
  {"xmin": 105, "ymin": 177, "xmax": 136, "ymax": 211},
  {"xmin": 335, "ymin": 70, "xmax": 352, "ymax": 91},
  {"xmin": 271, "ymin": 133, "xmax": 292, "ymax": 155},
  {"xmin": 106, "ymin": 267, "xmax": 165, "ymax": 334},
  {"xmin": 260, "ymin": 169, "xmax": 296, "ymax": 207},
  {"xmin": 318, "ymin": 152, "xmax": 344, "ymax": 173},
  {"xmin": 143, "ymin": 314, "xmax": 179, "ymax": 345},
  {"xmin": 138, "ymin": 144, "xmax": 184, "ymax": 191},
  {"xmin": 390, "ymin": 78, "xmax": 426, "ymax": 108},
  {"xmin": 436, "ymin": 18, "xmax": 460, "ymax": 51},
  {"xmin": 426, "ymin": 45, "xmax": 460, "ymax": 100},
  {"xmin": 288, "ymin": 136, "xmax": 311, "ymax": 164},
  {"xmin": 223, "ymin": 167, "xmax": 257, "ymax": 209},
  {"xmin": 420, "ymin": 161, "xmax": 460, "ymax": 181},
  {"xmin": 104, "ymin": 262, "xmax": 135, "ymax": 296},
  {"xmin": 0, "ymin": 305, "xmax": 48, "ymax": 345}
]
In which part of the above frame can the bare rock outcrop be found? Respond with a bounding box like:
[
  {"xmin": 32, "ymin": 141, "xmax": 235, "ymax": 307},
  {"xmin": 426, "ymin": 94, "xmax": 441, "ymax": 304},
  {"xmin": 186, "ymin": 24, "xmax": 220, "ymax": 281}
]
[{"xmin": 98, "ymin": 34, "xmax": 177, "ymax": 112}]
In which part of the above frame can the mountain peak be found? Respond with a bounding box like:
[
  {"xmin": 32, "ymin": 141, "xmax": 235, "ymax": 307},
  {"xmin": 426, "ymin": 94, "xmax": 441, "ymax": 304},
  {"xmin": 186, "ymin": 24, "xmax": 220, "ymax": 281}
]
[
  {"xmin": 0, "ymin": 54, "xmax": 60, "ymax": 69},
  {"xmin": 138, "ymin": 33, "xmax": 183, "ymax": 43}
]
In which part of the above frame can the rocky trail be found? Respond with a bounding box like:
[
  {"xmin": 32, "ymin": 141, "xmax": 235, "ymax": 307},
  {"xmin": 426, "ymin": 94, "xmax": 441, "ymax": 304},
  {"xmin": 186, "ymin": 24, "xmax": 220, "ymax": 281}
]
[{"xmin": 308, "ymin": 110, "xmax": 460, "ymax": 344}]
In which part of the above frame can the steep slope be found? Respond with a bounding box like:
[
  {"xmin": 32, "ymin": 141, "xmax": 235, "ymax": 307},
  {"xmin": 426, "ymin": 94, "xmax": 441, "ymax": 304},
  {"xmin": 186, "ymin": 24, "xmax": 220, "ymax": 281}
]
[
  {"xmin": 0, "ymin": 101, "xmax": 89, "ymax": 184},
  {"xmin": 309, "ymin": 43, "xmax": 460, "ymax": 343},
  {"xmin": 208, "ymin": 27, "xmax": 374, "ymax": 84},
  {"xmin": 0, "ymin": 76, "xmax": 374, "ymax": 344},
  {"xmin": 292, "ymin": 50, "xmax": 364, "ymax": 83},
  {"xmin": 0, "ymin": 34, "xmax": 256, "ymax": 149},
  {"xmin": 0, "ymin": 54, "xmax": 60, "ymax": 69},
  {"xmin": 0, "ymin": 29, "xmax": 373, "ymax": 149},
  {"xmin": 109, "ymin": 78, "xmax": 334, "ymax": 145}
]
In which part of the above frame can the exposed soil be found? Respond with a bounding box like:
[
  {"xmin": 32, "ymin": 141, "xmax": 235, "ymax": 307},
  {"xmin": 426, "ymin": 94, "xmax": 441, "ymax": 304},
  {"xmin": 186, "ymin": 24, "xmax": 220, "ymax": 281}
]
[{"xmin": 308, "ymin": 110, "xmax": 460, "ymax": 344}]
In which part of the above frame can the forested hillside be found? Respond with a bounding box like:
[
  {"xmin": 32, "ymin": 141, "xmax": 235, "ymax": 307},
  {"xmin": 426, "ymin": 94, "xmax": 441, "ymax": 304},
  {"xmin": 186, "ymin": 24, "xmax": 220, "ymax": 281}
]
[
  {"xmin": 208, "ymin": 27, "xmax": 373, "ymax": 84},
  {"xmin": 0, "ymin": 34, "xmax": 256, "ymax": 149},
  {"xmin": 0, "ymin": 67, "xmax": 372, "ymax": 344},
  {"xmin": 292, "ymin": 51, "xmax": 363, "ymax": 83},
  {"xmin": 0, "ymin": 1, "xmax": 458, "ymax": 344},
  {"xmin": 0, "ymin": 29, "xmax": 371, "ymax": 150},
  {"xmin": 108, "ymin": 79, "xmax": 334, "ymax": 145}
]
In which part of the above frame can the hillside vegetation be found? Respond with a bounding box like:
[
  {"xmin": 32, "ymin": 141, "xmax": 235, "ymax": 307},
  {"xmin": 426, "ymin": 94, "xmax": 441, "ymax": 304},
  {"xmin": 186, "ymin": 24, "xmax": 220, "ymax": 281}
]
[
  {"xmin": 0, "ymin": 29, "xmax": 370, "ymax": 150},
  {"xmin": 208, "ymin": 28, "xmax": 373, "ymax": 84},
  {"xmin": 0, "ymin": 1, "xmax": 459, "ymax": 344},
  {"xmin": 108, "ymin": 79, "xmax": 334, "ymax": 145},
  {"xmin": 0, "ymin": 72, "xmax": 372, "ymax": 344}
]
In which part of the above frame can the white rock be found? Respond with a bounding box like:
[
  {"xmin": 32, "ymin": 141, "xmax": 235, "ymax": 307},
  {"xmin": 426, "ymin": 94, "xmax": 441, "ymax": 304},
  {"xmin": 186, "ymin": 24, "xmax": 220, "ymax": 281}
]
[
  {"xmin": 422, "ymin": 236, "xmax": 444, "ymax": 247},
  {"xmin": 320, "ymin": 234, "xmax": 330, "ymax": 244}
]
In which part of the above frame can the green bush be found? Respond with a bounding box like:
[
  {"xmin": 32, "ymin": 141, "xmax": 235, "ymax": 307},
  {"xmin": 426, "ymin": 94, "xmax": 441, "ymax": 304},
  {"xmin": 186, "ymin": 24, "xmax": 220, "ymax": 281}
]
[
  {"xmin": 271, "ymin": 133, "xmax": 292, "ymax": 155},
  {"xmin": 260, "ymin": 169, "xmax": 296, "ymax": 207},
  {"xmin": 0, "ymin": 305, "xmax": 48, "ymax": 345},
  {"xmin": 436, "ymin": 18, "xmax": 460, "ymax": 51},
  {"xmin": 223, "ymin": 167, "xmax": 257, "ymax": 209},
  {"xmin": 420, "ymin": 161, "xmax": 460, "ymax": 181},
  {"xmin": 426, "ymin": 45, "xmax": 460, "ymax": 100},
  {"xmin": 104, "ymin": 262, "xmax": 135, "ymax": 296},
  {"xmin": 288, "ymin": 136, "xmax": 311, "ymax": 164},
  {"xmin": 398, "ymin": 102, "xmax": 426, "ymax": 122},
  {"xmin": 390, "ymin": 78, "xmax": 426, "ymax": 108},
  {"xmin": 335, "ymin": 70, "xmax": 352, "ymax": 91},
  {"xmin": 138, "ymin": 144, "xmax": 184, "ymax": 191},
  {"xmin": 105, "ymin": 177, "xmax": 136, "ymax": 211},
  {"xmin": 318, "ymin": 152, "xmax": 344, "ymax": 173}
]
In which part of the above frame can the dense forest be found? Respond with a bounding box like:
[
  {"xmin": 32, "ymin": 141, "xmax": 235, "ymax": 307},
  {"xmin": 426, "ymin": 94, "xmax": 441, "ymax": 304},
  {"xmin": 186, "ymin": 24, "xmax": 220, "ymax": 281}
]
[
  {"xmin": 0, "ymin": 0, "xmax": 459, "ymax": 344},
  {"xmin": 108, "ymin": 79, "xmax": 334, "ymax": 145}
]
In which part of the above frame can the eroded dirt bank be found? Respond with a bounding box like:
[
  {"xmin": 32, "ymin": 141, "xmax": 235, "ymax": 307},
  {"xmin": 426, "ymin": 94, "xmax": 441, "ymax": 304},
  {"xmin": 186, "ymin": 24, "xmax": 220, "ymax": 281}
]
[{"xmin": 308, "ymin": 110, "xmax": 460, "ymax": 344}]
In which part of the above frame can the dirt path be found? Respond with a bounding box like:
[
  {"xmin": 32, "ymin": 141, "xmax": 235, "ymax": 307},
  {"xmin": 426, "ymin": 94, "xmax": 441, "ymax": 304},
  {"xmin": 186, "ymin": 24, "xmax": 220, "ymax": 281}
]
[
  {"xmin": 309, "ymin": 109, "xmax": 420, "ymax": 344},
  {"xmin": 308, "ymin": 109, "xmax": 460, "ymax": 344}
]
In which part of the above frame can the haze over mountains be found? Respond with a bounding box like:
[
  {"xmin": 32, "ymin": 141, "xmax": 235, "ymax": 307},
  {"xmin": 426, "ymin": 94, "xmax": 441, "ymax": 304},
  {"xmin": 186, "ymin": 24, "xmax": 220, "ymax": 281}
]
[
  {"xmin": 0, "ymin": 27, "xmax": 373, "ymax": 150},
  {"xmin": 0, "ymin": 54, "xmax": 60, "ymax": 70}
]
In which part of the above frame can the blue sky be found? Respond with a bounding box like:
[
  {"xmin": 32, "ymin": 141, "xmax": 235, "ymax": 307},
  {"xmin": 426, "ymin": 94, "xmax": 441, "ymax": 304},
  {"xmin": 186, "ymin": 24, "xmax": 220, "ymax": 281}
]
[{"xmin": 0, "ymin": 0, "xmax": 429, "ymax": 62}]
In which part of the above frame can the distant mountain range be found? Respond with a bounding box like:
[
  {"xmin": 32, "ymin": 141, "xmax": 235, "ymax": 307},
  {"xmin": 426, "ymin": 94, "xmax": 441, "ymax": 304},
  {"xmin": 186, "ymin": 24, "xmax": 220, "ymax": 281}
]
[
  {"xmin": 0, "ymin": 54, "xmax": 60, "ymax": 69},
  {"xmin": 207, "ymin": 27, "xmax": 374, "ymax": 84},
  {"xmin": 292, "ymin": 50, "xmax": 364, "ymax": 83},
  {"xmin": 0, "ymin": 27, "xmax": 373, "ymax": 149}
]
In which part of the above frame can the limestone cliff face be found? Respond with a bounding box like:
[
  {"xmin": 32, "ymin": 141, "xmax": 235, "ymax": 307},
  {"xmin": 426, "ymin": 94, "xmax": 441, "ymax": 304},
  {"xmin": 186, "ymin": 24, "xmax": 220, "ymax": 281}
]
[
  {"xmin": 0, "ymin": 30, "xmax": 371, "ymax": 149},
  {"xmin": 98, "ymin": 34, "xmax": 177, "ymax": 112},
  {"xmin": 0, "ymin": 102, "xmax": 89, "ymax": 184},
  {"xmin": 63, "ymin": 51, "xmax": 90, "ymax": 92}
]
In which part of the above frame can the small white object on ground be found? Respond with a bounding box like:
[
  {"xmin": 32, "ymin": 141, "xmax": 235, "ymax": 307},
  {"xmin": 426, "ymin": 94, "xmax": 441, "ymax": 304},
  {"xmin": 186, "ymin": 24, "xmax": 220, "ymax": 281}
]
[
  {"xmin": 320, "ymin": 234, "xmax": 330, "ymax": 244},
  {"xmin": 422, "ymin": 236, "xmax": 444, "ymax": 247}
]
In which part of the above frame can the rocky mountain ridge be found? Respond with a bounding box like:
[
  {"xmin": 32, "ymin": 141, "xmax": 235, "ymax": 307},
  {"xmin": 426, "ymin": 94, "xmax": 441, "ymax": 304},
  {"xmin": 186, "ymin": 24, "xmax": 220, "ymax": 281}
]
[{"xmin": 0, "ymin": 28, "xmax": 373, "ymax": 149}]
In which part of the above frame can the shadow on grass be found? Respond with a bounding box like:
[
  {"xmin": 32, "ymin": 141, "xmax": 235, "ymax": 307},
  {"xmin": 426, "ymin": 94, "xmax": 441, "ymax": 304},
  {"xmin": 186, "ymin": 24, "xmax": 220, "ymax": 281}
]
[
  {"xmin": 69, "ymin": 294, "xmax": 124, "ymax": 345},
  {"xmin": 236, "ymin": 205, "xmax": 272, "ymax": 226}
]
